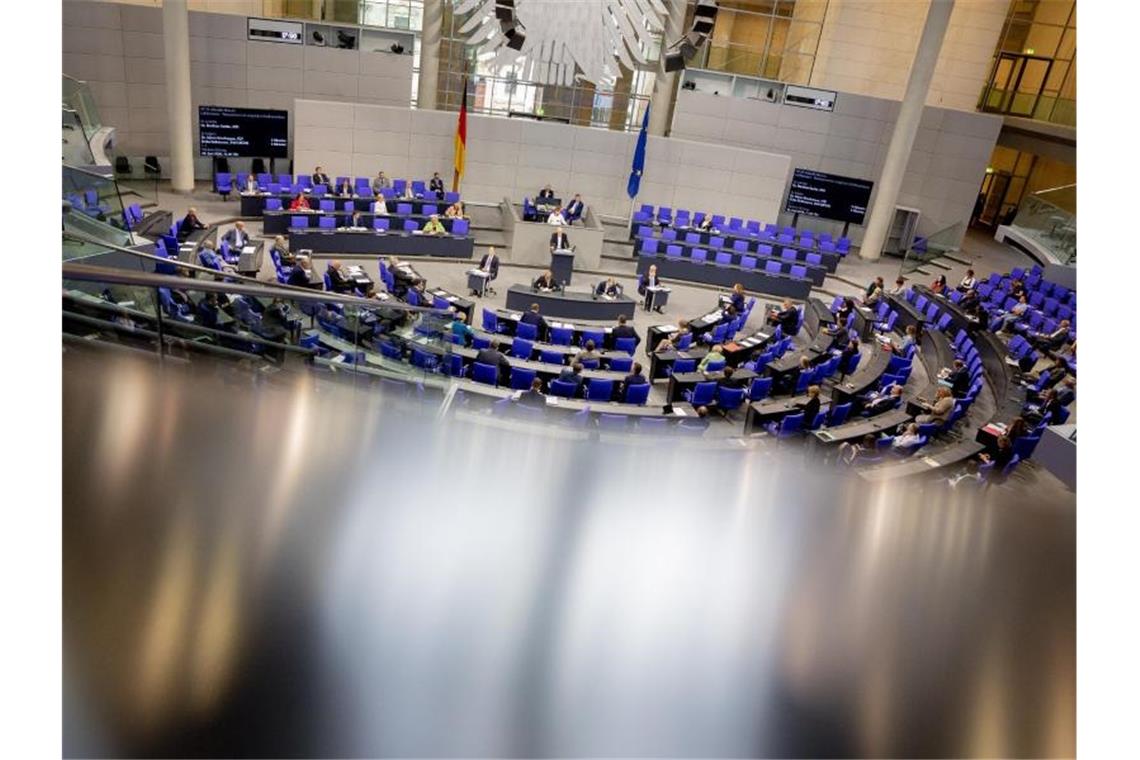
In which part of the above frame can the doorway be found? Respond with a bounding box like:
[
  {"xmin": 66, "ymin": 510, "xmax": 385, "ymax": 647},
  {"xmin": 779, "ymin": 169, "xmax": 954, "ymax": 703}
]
[{"xmin": 980, "ymin": 53, "xmax": 1054, "ymax": 117}]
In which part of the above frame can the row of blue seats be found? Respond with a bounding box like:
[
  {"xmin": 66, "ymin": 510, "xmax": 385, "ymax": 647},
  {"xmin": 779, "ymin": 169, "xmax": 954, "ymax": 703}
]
[
  {"xmin": 633, "ymin": 204, "xmax": 851, "ymax": 252},
  {"xmin": 216, "ymin": 172, "xmax": 457, "ymax": 201},
  {"xmin": 286, "ymin": 214, "xmax": 470, "ymax": 235},
  {"xmin": 639, "ymin": 245, "xmax": 815, "ymax": 282},
  {"xmin": 636, "ymin": 223, "xmax": 846, "ymax": 259}
]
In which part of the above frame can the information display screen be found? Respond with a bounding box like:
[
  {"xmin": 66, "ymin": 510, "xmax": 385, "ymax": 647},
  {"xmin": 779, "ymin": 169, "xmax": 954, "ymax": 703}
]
[
  {"xmin": 198, "ymin": 106, "xmax": 288, "ymax": 158},
  {"xmin": 784, "ymin": 168, "xmax": 874, "ymax": 225}
]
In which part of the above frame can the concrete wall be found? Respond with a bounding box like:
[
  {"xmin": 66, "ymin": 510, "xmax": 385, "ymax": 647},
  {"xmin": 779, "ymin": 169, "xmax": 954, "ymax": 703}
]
[
  {"xmin": 293, "ymin": 99, "xmax": 792, "ymax": 223},
  {"xmin": 809, "ymin": 0, "xmax": 1007, "ymax": 113},
  {"xmin": 669, "ymin": 89, "xmax": 1003, "ymax": 244},
  {"xmin": 62, "ymin": 0, "xmax": 412, "ymax": 166}
]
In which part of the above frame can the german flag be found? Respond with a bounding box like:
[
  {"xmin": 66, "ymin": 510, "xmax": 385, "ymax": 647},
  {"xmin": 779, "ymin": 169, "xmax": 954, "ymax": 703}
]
[{"xmin": 452, "ymin": 74, "xmax": 468, "ymax": 192}]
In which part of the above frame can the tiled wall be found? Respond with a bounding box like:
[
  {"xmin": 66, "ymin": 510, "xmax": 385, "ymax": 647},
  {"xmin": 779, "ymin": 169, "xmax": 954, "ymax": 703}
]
[
  {"xmin": 669, "ymin": 89, "xmax": 1003, "ymax": 244},
  {"xmin": 62, "ymin": 1, "xmax": 412, "ymax": 163},
  {"xmin": 809, "ymin": 0, "xmax": 1007, "ymax": 113},
  {"xmin": 293, "ymin": 100, "xmax": 792, "ymax": 223}
]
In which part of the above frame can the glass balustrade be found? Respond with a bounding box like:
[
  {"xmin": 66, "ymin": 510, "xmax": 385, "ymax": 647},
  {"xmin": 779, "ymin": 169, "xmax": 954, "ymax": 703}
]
[{"xmin": 1007, "ymin": 185, "xmax": 1076, "ymax": 265}]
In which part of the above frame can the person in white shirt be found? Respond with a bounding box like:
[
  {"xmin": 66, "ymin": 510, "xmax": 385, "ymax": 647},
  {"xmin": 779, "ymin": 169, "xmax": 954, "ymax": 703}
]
[
  {"xmin": 222, "ymin": 220, "xmax": 249, "ymax": 250},
  {"xmin": 1000, "ymin": 294, "xmax": 1030, "ymax": 332},
  {"xmin": 958, "ymin": 269, "xmax": 978, "ymax": 292},
  {"xmin": 372, "ymin": 171, "xmax": 390, "ymax": 193},
  {"xmin": 243, "ymin": 174, "xmax": 259, "ymax": 193},
  {"xmin": 546, "ymin": 206, "xmax": 567, "ymax": 226},
  {"xmin": 373, "ymin": 194, "xmax": 389, "ymax": 215},
  {"xmin": 892, "ymin": 423, "xmax": 923, "ymax": 449}
]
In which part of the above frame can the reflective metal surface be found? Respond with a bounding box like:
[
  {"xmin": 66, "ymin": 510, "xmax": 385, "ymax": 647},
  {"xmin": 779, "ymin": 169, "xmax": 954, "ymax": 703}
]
[{"xmin": 63, "ymin": 352, "xmax": 1075, "ymax": 758}]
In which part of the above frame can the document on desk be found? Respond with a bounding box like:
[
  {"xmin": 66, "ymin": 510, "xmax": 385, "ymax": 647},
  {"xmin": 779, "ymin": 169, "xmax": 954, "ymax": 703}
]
[
  {"xmin": 660, "ymin": 324, "xmax": 678, "ymax": 332},
  {"xmin": 546, "ymin": 396, "xmax": 560, "ymax": 406},
  {"xmin": 923, "ymin": 456, "xmax": 942, "ymax": 467},
  {"xmin": 672, "ymin": 407, "xmax": 687, "ymax": 416}
]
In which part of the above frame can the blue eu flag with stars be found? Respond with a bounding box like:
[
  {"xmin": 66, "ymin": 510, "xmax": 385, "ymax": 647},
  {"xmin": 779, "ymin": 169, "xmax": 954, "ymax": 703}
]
[{"xmin": 627, "ymin": 102, "xmax": 650, "ymax": 199}]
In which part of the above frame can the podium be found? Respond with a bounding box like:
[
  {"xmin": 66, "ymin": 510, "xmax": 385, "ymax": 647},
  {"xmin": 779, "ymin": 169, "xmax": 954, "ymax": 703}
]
[
  {"xmin": 644, "ymin": 285, "xmax": 671, "ymax": 313},
  {"xmin": 467, "ymin": 268, "xmax": 492, "ymax": 297},
  {"xmin": 551, "ymin": 249, "xmax": 574, "ymax": 286}
]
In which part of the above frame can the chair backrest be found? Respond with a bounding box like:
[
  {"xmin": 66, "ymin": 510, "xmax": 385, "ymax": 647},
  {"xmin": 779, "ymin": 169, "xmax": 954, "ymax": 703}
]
[
  {"xmin": 689, "ymin": 381, "xmax": 717, "ymax": 405},
  {"xmin": 828, "ymin": 402, "xmax": 852, "ymax": 426},
  {"xmin": 451, "ymin": 219, "xmax": 469, "ymax": 235},
  {"xmin": 790, "ymin": 265, "xmax": 808, "ymax": 279},
  {"xmin": 715, "ymin": 251, "xmax": 732, "ymax": 266},
  {"xmin": 677, "ymin": 333, "xmax": 694, "ymax": 350},
  {"xmin": 765, "ymin": 260, "xmax": 782, "ymax": 274},
  {"xmin": 265, "ymin": 198, "xmax": 282, "ymax": 211},
  {"xmin": 740, "ymin": 255, "xmax": 757, "ymax": 269},
  {"xmin": 291, "ymin": 215, "xmax": 309, "ymax": 228},
  {"xmin": 586, "ymin": 378, "xmax": 614, "ymax": 401},
  {"xmin": 614, "ymin": 337, "xmax": 638, "ymax": 354},
  {"xmin": 780, "ymin": 412, "xmax": 804, "ymax": 434},
  {"xmin": 625, "ymin": 382, "xmax": 651, "ymax": 405},
  {"xmin": 550, "ymin": 379, "xmax": 577, "ymax": 398},
  {"xmin": 609, "ymin": 356, "xmax": 633, "ymax": 372},
  {"xmin": 472, "ymin": 362, "xmax": 498, "ymax": 386},
  {"xmin": 319, "ymin": 216, "xmax": 336, "ymax": 229},
  {"xmin": 516, "ymin": 321, "xmax": 539, "ymax": 341},
  {"xmin": 748, "ymin": 376, "xmax": 772, "ymax": 401},
  {"xmin": 373, "ymin": 217, "xmax": 390, "ymax": 231},
  {"xmin": 509, "ymin": 366, "xmax": 536, "ymax": 390},
  {"xmin": 511, "ymin": 337, "xmax": 534, "ymax": 358},
  {"xmin": 640, "ymin": 239, "xmax": 658, "ymax": 256},
  {"xmin": 581, "ymin": 329, "xmax": 604, "ymax": 346},
  {"xmin": 666, "ymin": 244, "xmax": 683, "ymax": 258},
  {"xmin": 673, "ymin": 357, "xmax": 697, "ymax": 374},
  {"xmin": 662, "ymin": 228, "xmax": 677, "ymax": 241},
  {"xmin": 691, "ymin": 248, "xmax": 708, "ymax": 262},
  {"xmin": 717, "ymin": 386, "xmax": 745, "ymax": 410},
  {"xmin": 710, "ymin": 236, "xmax": 725, "ymax": 249}
]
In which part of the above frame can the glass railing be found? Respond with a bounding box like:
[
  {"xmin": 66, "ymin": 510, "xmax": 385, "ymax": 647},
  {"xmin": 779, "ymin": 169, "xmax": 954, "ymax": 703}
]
[
  {"xmin": 62, "ymin": 249, "xmax": 455, "ymax": 389},
  {"xmin": 1007, "ymin": 186, "xmax": 1076, "ymax": 264},
  {"xmin": 63, "ymin": 164, "xmax": 135, "ymax": 247},
  {"xmin": 977, "ymin": 87, "xmax": 1076, "ymax": 128},
  {"xmin": 63, "ymin": 74, "xmax": 103, "ymax": 134},
  {"xmin": 63, "ymin": 108, "xmax": 97, "ymax": 166},
  {"xmin": 900, "ymin": 222, "xmax": 965, "ymax": 277}
]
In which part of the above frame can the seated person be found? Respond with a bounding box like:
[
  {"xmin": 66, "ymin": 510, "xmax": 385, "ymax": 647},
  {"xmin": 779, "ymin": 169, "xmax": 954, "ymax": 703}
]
[
  {"xmin": 1024, "ymin": 389, "xmax": 1062, "ymax": 426},
  {"xmin": 894, "ymin": 324, "xmax": 918, "ymax": 355},
  {"xmin": 595, "ymin": 278, "xmax": 623, "ymax": 298},
  {"xmin": 978, "ymin": 435, "xmax": 1015, "ymax": 472},
  {"xmin": 833, "ymin": 297, "xmax": 856, "ymax": 330},
  {"xmin": 312, "ymin": 166, "xmax": 331, "ymax": 188},
  {"xmin": 930, "ymin": 274, "xmax": 947, "ymax": 295},
  {"xmin": 517, "ymin": 377, "xmax": 547, "ymax": 408},
  {"xmin": 578, "ymin": 339, "xmax": 602, "ymax": 365},
  {"xmin": 768, "ymin": 298, "xmax": 798, "ymax": 332},
  {"xmin": 270, "ymin": 235, "xmax": 293, "ymax": 266},
  {"xmin": 612, "ymin": 314, "xmax": 640, "ymax": 348},
  {"xmin": 862, "ymin": 383, "xmax": 904, "ymax": 416},
  {"xmin": 839, "ymin": 434, "xmax": 880, "ymax": 466},
  {"xmin": 326, "ymin": 260, "xmax": 353, "ymax": 294},
  {"xmin": 371, "ymin": 171, "xmax": 391, "ymax": 193},
  {"xmin": 687, "ymin": 405, "xmax": 712, "ymax": 431},
  {"xmin": 546, "ymin": 206, "xmax": 567, "ymax": 226},
  {"xmin": 863, "ymin": 276, "xmax": 885, "ymax": 306},
  {"xmin": 1009, "ymin": 278, "xmax": 1026, "ymax": 300},
  {"xmin": 289, "ymin": 192, "xmax": 311, "ymax": 211},
  {"xmin": 445, "ymin": 201, "xmax": 465, "ymax": 218},
  {"xmin": 958, "ymin": 269, "xmax": 978, "ymax": 292},
  {"xmin": 915, "ymin": 387, "xmax": 955, "ymax": 425},
  {"xmin": 537, "ymin": 185, "xmax": 555, "ymax": 201},
  {"xmin": 654, "ymin": 320, "xmax": 691, "ymax": 352},
  {"xmin": 429, "ymin": 172, "xmax": 445, "ymax": 199},
  {"xmin": 565, "ymin": 194, "xmax": 585, "ymax": 222},
  {"xmin": 287, "ymin": 255, "xmax": 313, "ymax": 287},
  {"xmin": 222, "ymin": 220, "xmax": 250, "ymax": 250},
  {"xmin": 728, "ymin": 283, "xmax": 746, "ymax": 314},
  {"xmin": 940, "ymin": 358, "xmax": 971, "ymax": 398},
  {"xmin": 533, "ymin": 270, "xmax": 557, "ymax": 291},
  {"xmin": 1030, "ymin": 319, "xmax": 1071, "ymax": 352},
  {"xmin": 177, "ymin": 207, "xmax": 207, "ymax": 241},
  {"xmin": 698, "ymin": 344, "xmax": 726, "ymax": 373},
  {"xmin": 373, "ymin": 194, "xmax": 389, "ymax": 215},
  {"xmin": 959, "ymin": 287, "xmax": 980, "ymax": 311},
  {"xmin": 557, "ymin": 362, "xmax": 586, "ymax": 397},
  {"xmin": 450, "ymin": 312, "xmax": 475, "ymax": 346},
  {"xmin": 888, "ymin": 276, "xmax": 907, "ymax": 296},
  {"xmin": 837, "ymin": 338, "xmax": 861, "ymax": 376},
  {"xmin": 697, "ymin": 215, "xmax": 714, "ymax": 232},
  {"xmin": 195, "ymin": 292, "xmax": 224, "ymax": 329},
  {"xmin": 475, "ymin": 344, "xmax": 512, "ymax": 385},
  {"xmin": 521, "ymin": 302, "xmax": 549, "ymax": 339},
  {"xmin": 798, "ymin": 385, "xmax": 822, "ymax": 425},
  {"xmin": 242, "ymin": 174, "xmax": 260, "ymax": 193},
  {"xmin": 999, "ymin": 295, "xmax": 1030, "ymax": 331},
  {"xmin": 892, "ymin": 423, "xmax": 923, "ymax": 449},
  {"xmin": 421, "ymin": 214, "xmax": 447, "ymax": 235},
  {"xmin": 1055, "ymin": 376, "xmax": 1076, "ymax": 406},
  {"xmin": 718, "ymin": 366, "xmax": 748, "ymax": 390},
  {"xmin": 196, "ymin": 240, "xmax": 234, "ymax": 273},
  {"xmin": 621, "ymin": 362, "xmax": 649, "ymax": 396},
  {"xmin": 336, "ymin": 176, "xmax": 355, "ymax": 196},
  {"xmin": 550, "ymin": 226, "xmax": 571, "ymax": 252}
]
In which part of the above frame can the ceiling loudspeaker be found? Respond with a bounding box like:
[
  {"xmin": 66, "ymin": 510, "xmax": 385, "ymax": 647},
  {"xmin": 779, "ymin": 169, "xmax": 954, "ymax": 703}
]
[
  {"xmin": 663, "ymin": 1, "xmax": 718, "ymax": 73},
  {"xmin": 496, "ymin": 0, "xmax": 526, "ymax": 50}
]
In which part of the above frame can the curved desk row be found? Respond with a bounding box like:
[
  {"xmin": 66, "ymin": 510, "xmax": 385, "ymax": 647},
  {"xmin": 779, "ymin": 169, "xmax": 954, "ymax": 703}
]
[
  {"xmin": 264, "ymin": 210, "xmax": 468, "ymax": 235},
  {"xmin": 630, "ymin": 222, "xmax": 844, "ymax": 265},
  {"xmin": 638, "ymin": 241, "xmax": 827, "ymax": 286},
  {"xmin": 504, "ymin": 284, "xmax": 637, "ymax": 321},
  {"xmin": 636, "ymin": 229, "xmax": 840, "ymax": 272},
  {"xmin": 288, "ymin": 229, "xmax": 474, "ymax": 258},
  {"xmin": 453, "ymin": 380, "xmax": 697, "ymax": 421},
  {"xmin": 472, "ymin": 329, "xmax": 632, "ymax": 365},
  {"xmin": 636, "ymin": 254, "xmax": 813, "ymax": 300}
]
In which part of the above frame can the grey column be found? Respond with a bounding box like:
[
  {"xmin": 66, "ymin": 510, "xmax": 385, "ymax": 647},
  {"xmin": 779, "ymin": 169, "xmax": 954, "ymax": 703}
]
[
  {"xmin": 417, "ymin": 0, "xmax": 444, "ymax": 111},
  {"xmin": 162, "ymin": 0, "xmax": 194, "ymax": 192},
  {"xmin": 859, "ymin": 0, "xmax": 955, "ymax": 260},
  {"xmin": 648, "ymin": 0, "xmax": 687, "ymax": 136}
]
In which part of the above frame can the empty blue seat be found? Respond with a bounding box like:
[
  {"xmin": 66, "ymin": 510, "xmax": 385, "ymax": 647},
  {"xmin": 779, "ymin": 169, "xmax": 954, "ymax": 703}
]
[
  {"xmin": 716, "ymin": 386, "xmax": 746, "ymax": 414},
  {"xmin": 790, "ymin": 265, "xmax": 808, "ymax": 279},
  {"xmin": 319, "ymin": 216, "xmax": 336, "ymax": 229},
  {"xmin": 291, "ymin": 215, "xmax": 309, "ymax": 228},
  {"xmin": 692, "ymin": 248, "xmax": 708, "ymax": 262},
  {"xmin": 472, "ymin": 362, "xmax": 498, "ymax": 386},
  {"xmin": 609, "ymin": 356, "xmax": 633, "ymax": 372},
  {"xmin": 511, "ymin": 338, "xmax": 534, "ymax": 358},
  {"xmin": 549, "ymin": 379, "xmax": 578, "ymax": 398},
  {"xmin": 373, "ymin": 217, "xmax": 390, "ymax": 231},
  {"xmin": 766, "ymin": 412, "xmax": 804, "ymax": 438},
  {"xmin": 740, "ymin": 255, "xmax": 757, "ymax": 269},
  {"xmin": 615, "ymin": 337, "xmax": 637, "ymax": 353},
  {"xmin": 509, "ymin": 367, "xmax": 536, "ymax": 390},
  {"xmin": 715, "ymin": 252, "xmax": 732, "ymax": 266},
  {"xmin": 684, "ymin": 381, "xmax": 717, "ymax": 406},
  {"xmin": 666, "ymin": 245, "xmax": 682, "ymax": 258},
  {"xmin": 586, "ymin": 379, "xmax": 614, "ymax": 402},
  {"xmin": 748, "ymin": 376, "xmax": 772, "ymax": 401},
  {"xmin": 550, "ymin": 326, "xmax": 572, "ymax": 345},
  {"xmin": 452, "ymin": 219, "xmax": 469, "ymax": 235},
  {"xmin": 764, "ymin": 261, "xmax": 782, "ymax": 274},
  {"xmin": 265, "ymin": 198, "xmax": 282, "ymax": 211}
]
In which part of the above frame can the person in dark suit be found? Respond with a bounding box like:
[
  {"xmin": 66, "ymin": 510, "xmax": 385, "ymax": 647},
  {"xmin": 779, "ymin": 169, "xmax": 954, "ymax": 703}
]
[
  {"xmin": 1031, "ymin": 319, "xmax": 1071, "ymax": 352},
  {"xmin": 729, "ymin": 283, "xmax": 746, "ymax": 314},
  {"xmin": 838, "ymin": 338, "xmax": 861, "ymax": 377},
  {"xmin": 286, "ymin": 255, "xmax": 313, "ymax": 287},
  {"xmin": 639, "ymin": 264, "xmax": 662, "ymax": 312},
  {"xmin": 177, "ymin": 207, "xmax": 206, "ymax": 241},
  {"xmin": 798, "ymin": 385, "xmax": 822, "ymax": 426},
  {"xmin": 429, "ymin": 172, "xmax": 445, "ymax": 199},
  {"xmin": 1055, "ymin": 377, "xmax": 1076, "ymax": 406},
  {"xmin": 335, "ymin": 176, "xmax": 355, "ymax": 196},
  {"xmin": 475, "ymin": 344, "xmax": 512, "ymax": 385},
  {"xmin": 222, "ymin": 221, "xmax": 250, "ymax": 250},
  {"xmin": 862, "ymin": 384, "xmax": 904, "ymax": 416},
  {"xmin": 312, "ymin": 166, "xmax": 331, "ymax": 187},
  {"xmin": 620, "ymin": 362, "xmax": 649, "ymax": 397},
  {"xmin": 326, "ymin": 260, "xmax": 353, "ymax": 294},
  {"xmin": 612, "ymin": 314, "xmax": 640, "ymax": 348},
  {"xmin": 517, "ymin": 377, "xmax": 547, "ymax": 408},
  {"xmin": 550, "ymin": 226, "xmax": 571, "ymax": 253},
  {"xmin": 195, "ymin": 292, "xmax": 222, "ymax": 329},
  {"xmin": 538, "ymin": 185, "xmax": 555, "ymax": 200},
  {"xmin": 557, "ymin": 362, "xmax": 585, "ymax": 397},
  {"xmin": 478, "ymin": 248, "xmax": 500, "ymax": 278},
  {"xmin": 718, "ymin": 366, "xmax": 748, "ymax": 390},
  {"xmin": 944, "ymin": 359, "xmax": 971, "ymax": 398},
  {"xmin": 533, "ymin": 270, "xmax": 557, "ymax": 291},
  {"xmin": 768, "ymin": 298, "xmax": 798, "ymax": 332},
  {"xmin": 521, "ymin": 303, "xmax": 549, "ymax": 340},
  {"xmin": 594, "ymin": 278, "xmax": 623, "ymax": 297},
  {"xmin": 565, "ymin": 194, "xmax": 585, "ymax": 222}
]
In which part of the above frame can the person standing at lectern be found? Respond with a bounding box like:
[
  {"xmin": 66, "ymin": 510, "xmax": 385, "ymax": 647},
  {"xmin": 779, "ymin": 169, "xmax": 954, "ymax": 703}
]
[
  {"xmin": 550, "ymin": 226, "xmax": 570, "ymax": 253},
  {"xmin": 639, "ymin": 264, "xmax": 662, "ymax": 312}
]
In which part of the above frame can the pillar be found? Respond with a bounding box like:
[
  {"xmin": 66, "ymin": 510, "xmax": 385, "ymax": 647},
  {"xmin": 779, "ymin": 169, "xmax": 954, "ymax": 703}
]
[
  {"xmin": 162, "ymin": 0, "xmax": 194, "ymax": 192},
  {"xmin": 417, "ymin": 0, "xmax": 444, "ymax": 111},
  {"xmin": 649, "ymin": 0, "xmax": 687, "ymax": 136},
  {"xmin": 859, "ymin": 0, "xmax": 955, "ymax": 260}
]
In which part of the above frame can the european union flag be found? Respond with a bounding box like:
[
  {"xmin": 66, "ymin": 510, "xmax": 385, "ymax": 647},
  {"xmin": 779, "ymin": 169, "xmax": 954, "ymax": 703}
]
[{"xmin": 627, "ymin": 102, "xmax": 650, "ymax": 199}]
